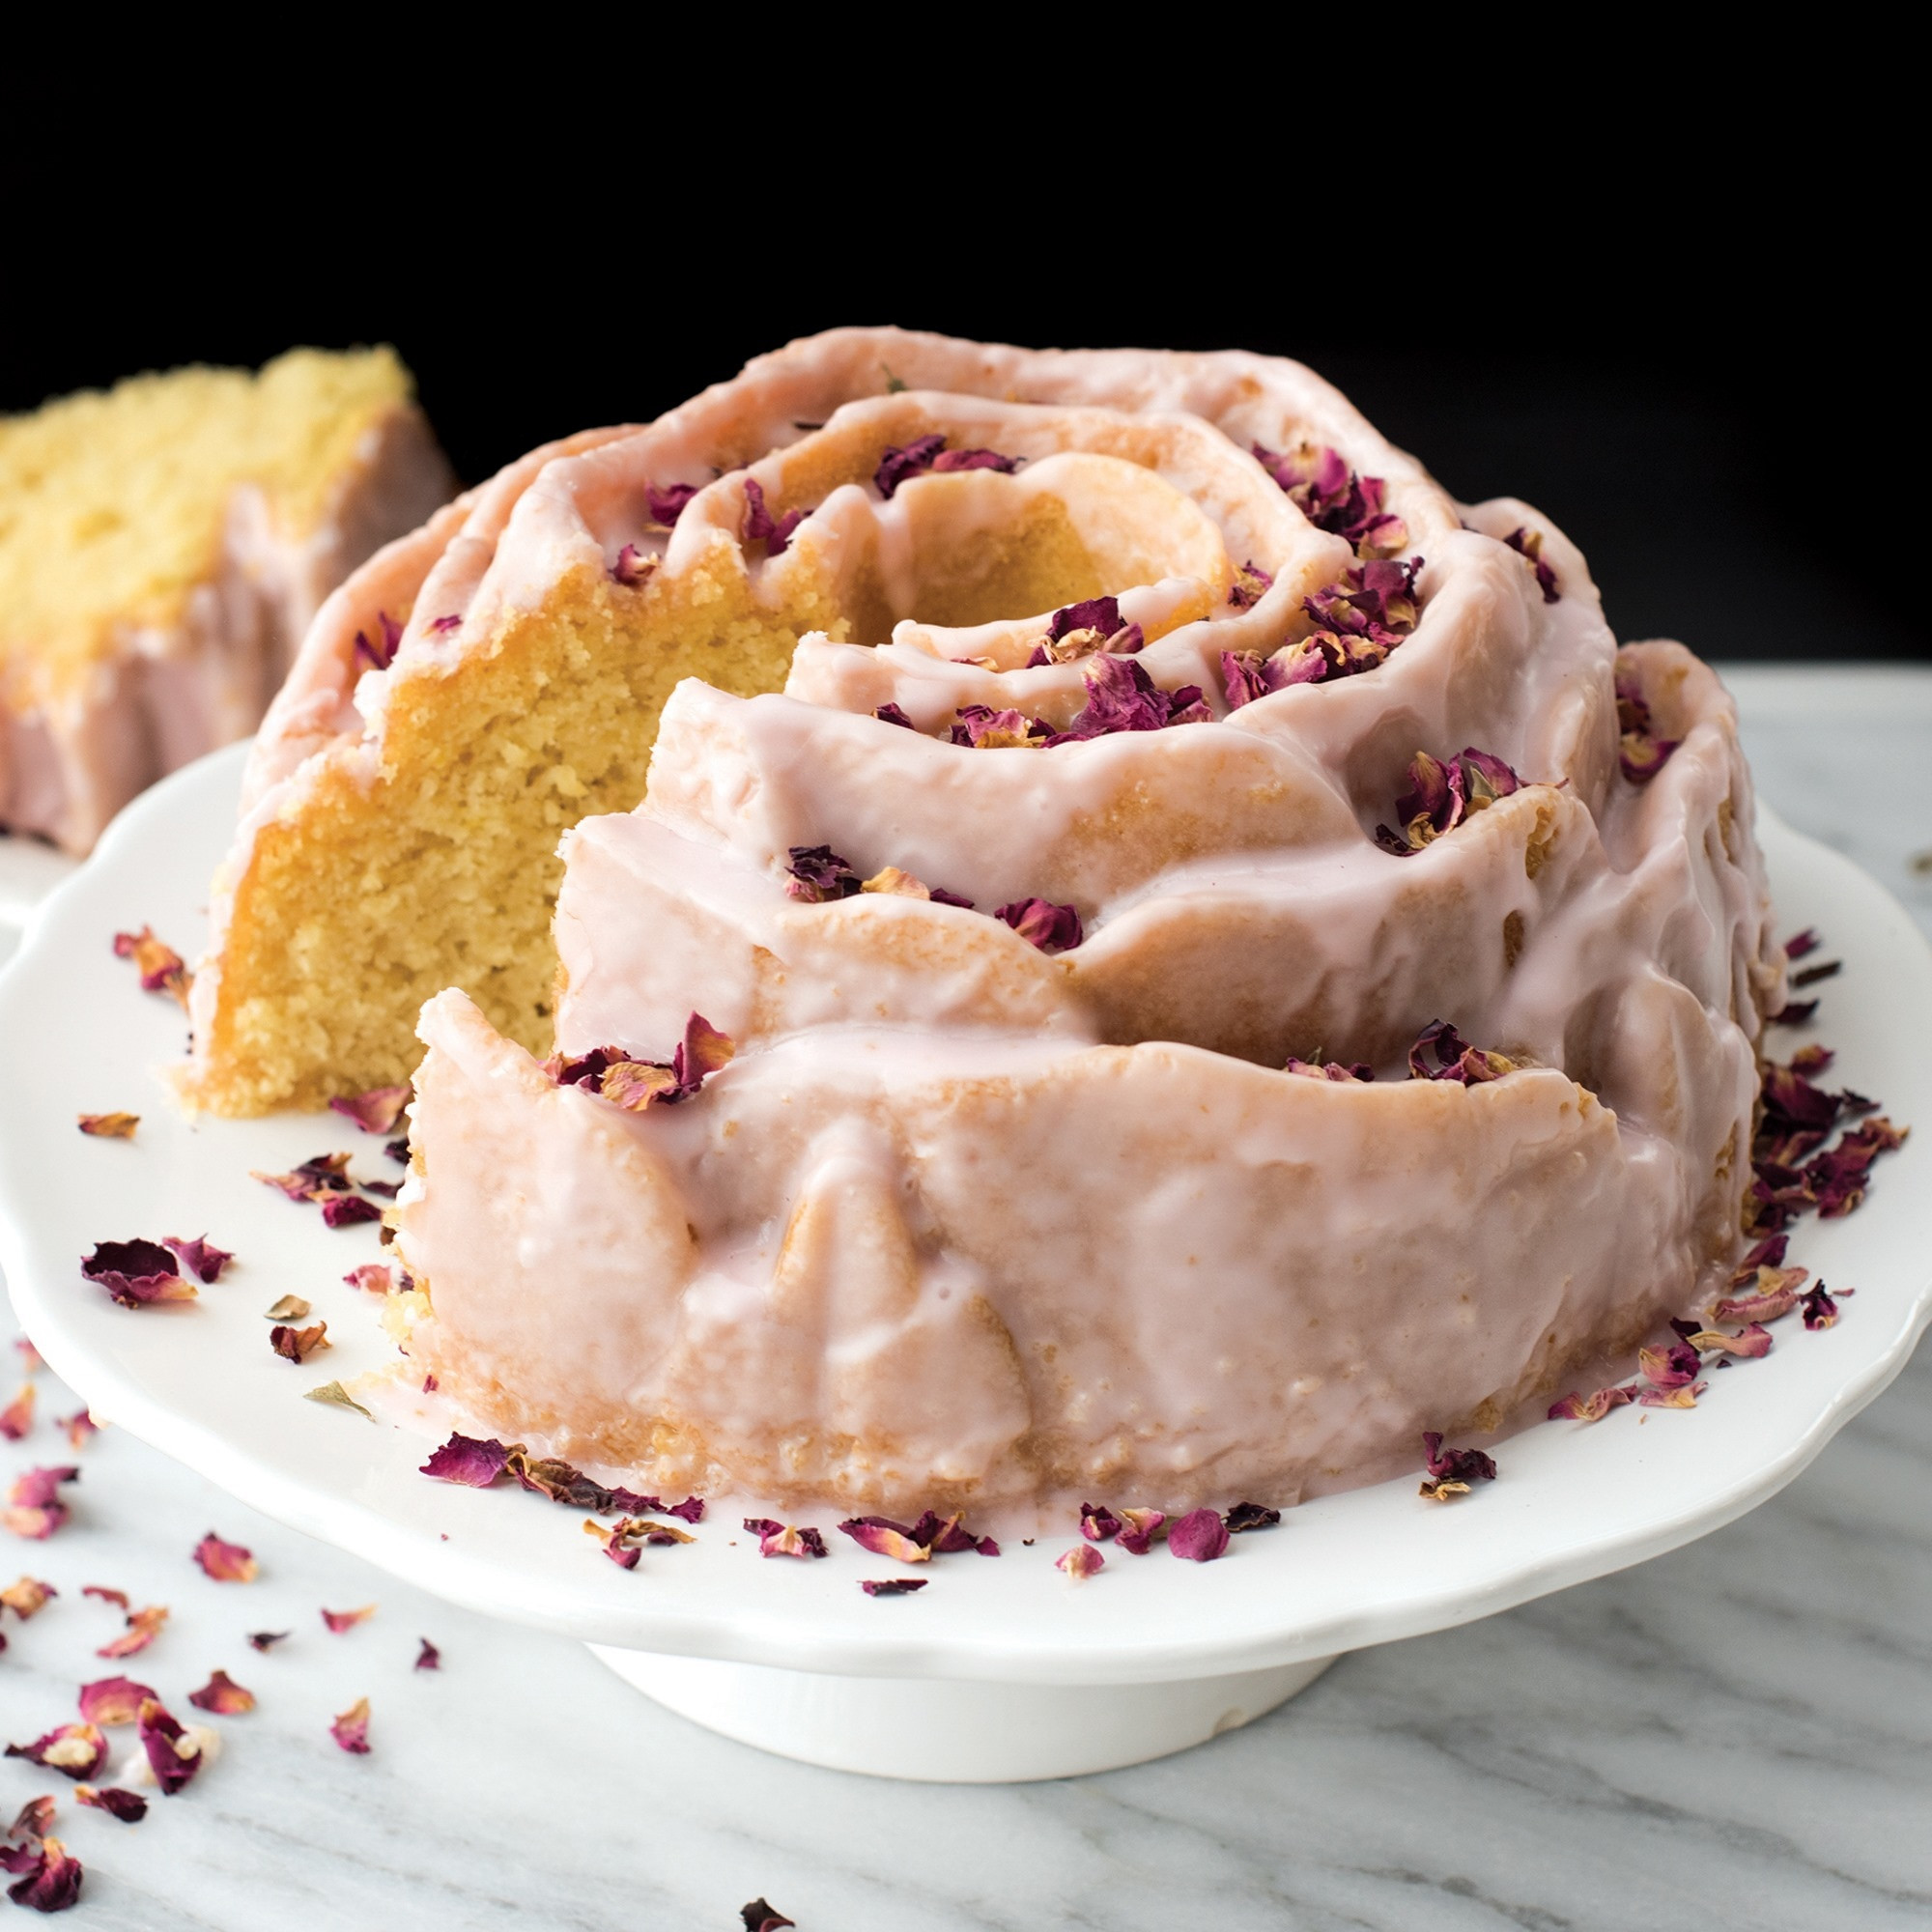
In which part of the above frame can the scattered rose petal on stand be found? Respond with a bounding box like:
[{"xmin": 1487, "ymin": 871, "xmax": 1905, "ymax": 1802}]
[{"xmin": 77, "ymin": 1112, "xmax": 139, "ymax": 1139}]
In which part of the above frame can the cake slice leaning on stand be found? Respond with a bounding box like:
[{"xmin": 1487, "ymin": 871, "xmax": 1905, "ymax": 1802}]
[{"xmin": 370, "ymin": 358, "xmax": 1777, "ymax": 1521}]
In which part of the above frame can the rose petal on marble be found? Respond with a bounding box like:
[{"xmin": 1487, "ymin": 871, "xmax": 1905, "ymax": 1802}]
[
  {"xmin": 79, "ymin": 1239, "xmax": 193, "ymax": 1310},
  {"xmin": 1638, "ymin": 1340, "xmax": 1705, "ymax": 1390},
  {"xmin": 1422, "ymin": 1433, "xmax": 1499, "ymax": 1485},
  {"xmin": 860, "ymin": 1578, "xmax": 928, "ymax": 1596},
  {"xmin": 96, "ymin": 1605, "xmax": 167, "ymax": 1660},
  {"xmin": 112, "ymin": 925, "xmax": 191, "ymax": 1009},
  {"xmin": 5, "ymin": 1724, "xmax": 106, "ymax": 1781},
  {"xmin": 1115, "ymin": 1508, "xmax": 1168, "ymax": 1555},
  {"xmin": 186, "ymin": 1671, "xmax": 254, "ymax": 1717},
  {"xmin": 74, "ymin": 1785, "xmax": 145, "ymax": 1823},
  {"xmin": 993, "ymin": 897, "xmax": 1083, "ymax": 953},
  {"xmin": 1229, "ymin": 559, "xmax": 1276, "ymax": 610},
  {"xmin": 158, "ymin": 1236, "xmax": 232, "ymax": 1285},
  {"xmin": 58, "ymin": 1410, "xmax": 99, "ymax": 1453},
  {"xmin": 303, "ymin": 1382, "xmax": 375, "ymax": 1421},
  {"xmin": 0, "ymin": 1576, "xmax": 55, "ymax": 1619},
  {"xmin": 1078, "ymin": 1502, "xmax": 1122, "ymax": 1544},
  {"xmin": 1802, "ymin": 1282, "xmax": 1843, "ymax": 1330},
  {"xmin": 0, "ymin": 1384, "xmax": 32, "ymax": 1442},
  {"xmin": 5, "ymin": 1466, "xmax": 79, "ymax": 1541},
  {"xmin": 1547, "ymin": 1385, "xmax": 1637, "ymax": 1422},
  {"xmin": 1636, "ymin": 1382, "xmax": 1706, "ymax": 1408},
  {"xmin": 1224, "ymin": 1501, "xmax": 1281, "ymax": 1534},
  {"xmin": 81, "ymin": 1585, "xmax": 128, "ymax": 1610},
  {"xmin": 4, "ymin": 1833, "xmax": 82, "ymax": 1910},
  {"xmin": 327, "ymin": 1697, "xmax": 372, "ymax": 1755},
  {"xmin": 1055, "ymin": 1544, "xmax": 1104, "ymax": 1581},
  {"xmin": 784, "ymin": 844, "xmax": 863, "ymax": 903},
  {"xmin": 76, "ymin": 1678, "xmax": 154, "ymax": 1727},
  {"xmin": 269, "ymin": 1321, "xmax": 329, "ymax": 1363},
  {"xmin": 245, "ymin": 1632, "xmax": 290, "ymax": 1653},
  {"xmin": 321, "ymin": 1605, "xmax": 376, "ymax": 1634},
  {"xmin": 611, "ymin": 543, "xmax": 658, "ymax": 588},
  {"xmin": 6, "ymin": 1796, "xmax": 55, "ymax": 1844},
  {"xmin": 1166, "ymin": 1507, "xmax": 1231, "ymax": 1562},
  {"xmin": 327, "ymin": 1085, "xmax": 412, "ymax": 1135},
  {"xmin": 838, "ymin": 1519, "xmax": 931, "ymax": 1564},
  {"xmin": 420, "ymin": 1435, "xmax": 515, "ymax": 1487},
  {"xmin": 413, "ymin": 1638, "xmax": 440, "ymax": 1671},
  {"xmin": 192, "ymin": 1533, "xmax": 257, "ymax": 1583},
  {"xmin": 76, "ymin": 1112, "xmax": 139, "ymax": 1139},
  {"xmin": 1503, "ymin": 526, "xmax": 1561, "ymax": 602},
  {"xmin": 740, "ymin": 1900, "xmax": 797, "ymax": 1932}
]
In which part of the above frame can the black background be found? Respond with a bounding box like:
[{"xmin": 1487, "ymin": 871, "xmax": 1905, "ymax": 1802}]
[{"xmin": 7, "ymin": 190, "xmax": 1921, "ymax": 664}]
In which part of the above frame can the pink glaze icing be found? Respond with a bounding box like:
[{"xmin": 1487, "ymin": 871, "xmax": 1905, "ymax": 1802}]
[{"xmin": 370, "ymin": 334, "xmax": 1781, "ymax": 1519}]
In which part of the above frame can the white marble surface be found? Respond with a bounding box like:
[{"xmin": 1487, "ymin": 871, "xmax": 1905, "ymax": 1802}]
[{"xmin": 3, "ymin": 665, "xmax": 1929, "ymax": 1929}]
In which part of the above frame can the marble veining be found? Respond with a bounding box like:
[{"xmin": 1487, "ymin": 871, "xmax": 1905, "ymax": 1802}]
[{"xmin": 2, "ymin": 665, "xmax": 1928, "ymax": 1929}]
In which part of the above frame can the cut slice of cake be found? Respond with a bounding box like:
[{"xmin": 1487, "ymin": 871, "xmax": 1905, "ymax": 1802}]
[{"xmin": 0, "ymin": 347, "xmax": 453, "ymax": 852}]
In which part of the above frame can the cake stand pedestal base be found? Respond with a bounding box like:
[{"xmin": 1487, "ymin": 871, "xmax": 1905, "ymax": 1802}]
[{"xmin": 587, "ymin": 1645, "xmax": 1337, "ymax": 1781}]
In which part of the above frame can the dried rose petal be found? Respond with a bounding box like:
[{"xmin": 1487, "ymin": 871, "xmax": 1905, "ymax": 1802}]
[
  {"xmin": 5, "ymin": 1796, "xmax": 54, "ymax": 1845},
  {"xmin": 251, "ymin": 1151, "xmax": 354, "ymax": 1201},
  {"xmin": 0, "ymin": 1576, "xmax": 54, "ymax": 1618},
  {"xmin": 645, "ymin": 480, "xmax": 698, "ymax": 527},
  {"xmin": 1783, "ymin": 927, "xmax": 1822, "ymax": 961},
  {"xmin": 245, "ymin": 1631, "xmax": 290, "ymax": 1652},
  {"xmin": 264, "ymin": 1295, "xmax": 311, "ymax": 1321},
  {"xmin": 838, "ymin": 1519, "xmax": 931, "ymax": 1565},
  {"xmin": 270, "ymin": 1321, "xmax": 329, "ymax": 1363},
  {"xmin": 1406, "ymin": 1020, "xmax": 1518, "ymax": 1086},
  {"xmin": 342, "ymin": 1264, "xmax": 393, "ymax": 1298},
  {"xmin": 741, "ymin": 476, "xmax": 808, "ymax": 556},
  {"xmin": 1229, "ymin": 559, "xmax": 1275, "ymax": 610},
  {"xmin": 1055, "ymin": 654, "xmax": 1207, "ymax": 738},
  {"xmin": 784, "ymin": 844, "xmax": 862, "ymax": 903},
  {"xmin": 1167, "ymin": 1508, "xmax": 1231, "ymax": 1562},
  {"xmin": 414, "ymin": 1639, "xmax": 440, "ymax": 1671},
  {"xmin": 74, "ymin": 1785, "xmax": 145, "ymax": 1823},
  {"xmin": 1714, "ymin": 1264, "xmax": 1809, "ymax": 1323},
  {"xmin": 860, "ymin": 1578, "xmax": 927, "ymax": 1596},
  {"xmin": 1418, "ymin": 1478, "xmax": 1472, "ymax": 1502},
  {"xmin": 328, "ymin": 1085, "xmax": 412, "ymax": 1135},
  {"xmin": 59, "ymin": 1411, "xmax": 99, "ymax": 1452},
  {"xmin": 1423, "ymin": 1433, "xmax": 1498, "ymax": 1485},
  {"xmin": 0, "ymin": 1385, "xmax": 31, "ymax": 1442},
  {"xmin": 1224, "ymin": 1501, "xmax": 1281, "ymax": 1534},
  {"xmin": 611, "ymin": 543, "xmax": 658, "ymax": 588},
  {"xmin": 192, "ymin": 1533, "xmax": 257, "ymax": 1583},
  {"xmin": 741, "ymin": 1899, "xmax": 797, "ymax": 1932},
  {"xmin": 1078, "ymin": 1503, "xmax": 1122, "ymax": 1543},
  {"xmin": 1676, "ymin": 1322, "xmax": 1774, "ymax": 1359},
  {"xmin": 874, "ymin": 702, "xmax": 916, "ymax": 729},
  {"xmin": 5, "ymin": 1465, "xmax": 79, "ymax": 1540},
  {"xmin": 1548, "ymin": 1385, "xmax": 1638, "ymax": 1423},
  {"xmin": 81, "ymin": 1585, "xmax": 128, "ymax": 1610},
  {"xmin": 5, "ymin": 1723, "xmax": 106, "ymax": 1780},
  {"xmin": 322, "ymin": 1605, "xmax": 376, "ymax": 1634},
  {"xmin": 1503, "ymin": 526, "xmax": 1560, "ymax": 603},
  {"xmin": 352, "ymin": 611, "xmax": 403, "ymax": 674},
  {"xmin": 1770, "ymin": 999, "xmax": 1819, "ymax": 1026},
  {"xmin": 1115, "ymin": 1508, "xmax": 1167, "ymax": 1555},
  {"xmin": 1252, "ymin": 442, "xmax": 1408, "ymax": 558},
  {"xmin": 993, "ymin": 898, "xmax": 1083, "ymax": 953},
  {"xmin": 79, "ymin": 1239, "xmax": 193, "ymax": 1310},
  {"xmin": 950, "ymin": 702, "xmax": 1052, "ymax": 749},
  {"xmin": 304, "ymin": 1381, "xmax": 375, "ymax": 1420},
  {"xmin": 76, "ymin": 1677, "xmax": 155, "ymax": 1727},
  {"xmin": 1802, "ymin": 1283, "xmax": 1843, "ymax": 1330},
  {"xmin": 420, "ymin": 1433, "xmax": 515, "ymax": 1489},
  {"xmin": 162, "ymin": 1236, "xmax": 231, "ymax": 1284},
  {"xmin": 1055, "ymin": 1544, "xmax": 1104, "ymax": 1581},
  {"xmin": 1615, "ymin": 658, "xmax": 1679, "ymax": 784},
  {"xmin": 1285, "ymin": 1058, "xmax": 1375, "ymax": 1082},
  {"xmin": 320, "ymin": 1194, "xmax": 384, "ymax": 1230},
  {"xmin": 96, "ymin": 1605, "xmax": 167, "ymax": 1660},
  {"xmin": 186, "ymin": 1670, "xmax": 254, "ymax": 1716},
  {"xmin": 76, "ymin": 1111, "xmax": 139, "ymax": 1139},
  {"xmin": 4, "ymin": 1833, "xmax": 82, "ymax": 1910},
  {"xmin": 428, "ymin": 614, "xmax": 462, "ymax": 634},
  {"xmin": 112, "ymin": 925, "xmax": 191, "ymax": 1009},
  {"xmin": 327, "ymin": 1697, "xmax": 372, "ymax": 1755},
  {"xmin": 744, "ymin": 1518, "xmax": 829, "ymax": 1559},
  {"xmin": 1637, "ymin": 1382, "xmax": 1705, "ymax": 1408},
  {"xmin": 1638, "ymin": 1340, "xmax": 1704, "ymax": 1391}
]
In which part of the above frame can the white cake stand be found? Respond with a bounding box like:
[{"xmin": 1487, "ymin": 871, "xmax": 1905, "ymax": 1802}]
[{"xmin": 3, "ymin": 747, "xmax": 1928, "ymax": 1782}]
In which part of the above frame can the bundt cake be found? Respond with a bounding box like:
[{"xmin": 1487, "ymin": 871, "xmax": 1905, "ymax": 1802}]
[
  {"xmin": 1, "ymin": 347, "xmax": 452, "ymax": 853},
  {"xmin": 170, "ymin": 327, "xmax": 1778, "ymax": 1518}
]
